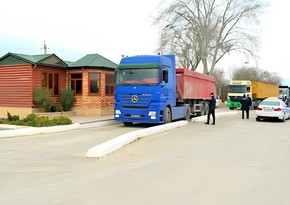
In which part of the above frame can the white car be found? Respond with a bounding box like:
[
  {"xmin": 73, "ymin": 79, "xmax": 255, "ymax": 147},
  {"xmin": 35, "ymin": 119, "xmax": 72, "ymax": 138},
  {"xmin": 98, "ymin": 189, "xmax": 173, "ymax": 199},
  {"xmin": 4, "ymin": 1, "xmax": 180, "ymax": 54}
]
[{"xmin": 256, "ymin": 97, "xmax": 290, "ymax": 122}]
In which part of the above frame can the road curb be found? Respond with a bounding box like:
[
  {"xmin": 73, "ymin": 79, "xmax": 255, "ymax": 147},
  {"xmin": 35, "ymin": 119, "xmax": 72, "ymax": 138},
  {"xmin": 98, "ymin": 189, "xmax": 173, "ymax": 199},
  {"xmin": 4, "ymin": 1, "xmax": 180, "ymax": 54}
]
[
  {"xmin": 86, "ymin": 120, "xmax": 188, "ymax": 158},
  {"xmin": 86, "ymin": 111, "xmax": 239, "ymax": 158},
  {"xmin": 0, "ymin": 123, "xmax": 80, "ymax": 138},
  {"xmin": 0, "ymin": 120, "xmax": 117, "ymax": 139}
]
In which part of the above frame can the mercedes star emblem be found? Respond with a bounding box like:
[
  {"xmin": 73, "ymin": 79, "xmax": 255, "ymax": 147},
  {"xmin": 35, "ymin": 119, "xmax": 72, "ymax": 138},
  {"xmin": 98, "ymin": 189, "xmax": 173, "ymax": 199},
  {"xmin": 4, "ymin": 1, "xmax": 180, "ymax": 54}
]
[{"xmin": 131, "ymin": 95, "xmax": 138, "ymax": 103}]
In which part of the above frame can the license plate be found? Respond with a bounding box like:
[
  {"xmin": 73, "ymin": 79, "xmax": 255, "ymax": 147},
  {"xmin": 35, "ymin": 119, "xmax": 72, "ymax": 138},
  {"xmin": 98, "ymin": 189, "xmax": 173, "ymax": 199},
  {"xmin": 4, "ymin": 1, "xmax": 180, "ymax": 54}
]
[
  {"xmin": 263, "ymin": 107, "xmax": 273, "ymax": 111},
  {"xmin": 131, "ymin": 114, "xmax": 141, "ymax": 118}
]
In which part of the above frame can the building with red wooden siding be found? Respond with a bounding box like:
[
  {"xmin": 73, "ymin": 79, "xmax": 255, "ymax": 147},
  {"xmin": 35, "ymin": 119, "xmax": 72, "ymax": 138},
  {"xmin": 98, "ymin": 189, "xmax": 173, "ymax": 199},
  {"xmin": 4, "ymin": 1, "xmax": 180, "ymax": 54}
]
[{"xmin": 0, "ymin": 52, "xmax": 117, "ymax": 118}]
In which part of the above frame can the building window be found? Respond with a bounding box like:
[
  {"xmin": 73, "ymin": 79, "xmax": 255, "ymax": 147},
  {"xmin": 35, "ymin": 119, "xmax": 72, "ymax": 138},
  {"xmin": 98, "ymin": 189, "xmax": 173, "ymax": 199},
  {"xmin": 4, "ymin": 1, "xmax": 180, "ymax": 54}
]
[
  {"xmin": 42, "ymin": 72, "xmax": 59, "ymax": 96},
  {"xmin": 54, "ymin": 74, "xmax": 59, "ymax": 95},
  {"xmin": 70, "ymin": 73, "xmax": 82, "ymax": 95},
  {"xmin": 89, "ymin": 73, "xmax": 100, "ymax": 95},
  {"xmin": 105, "ymin": 73, "xmax": 115, "ymax": 95}
]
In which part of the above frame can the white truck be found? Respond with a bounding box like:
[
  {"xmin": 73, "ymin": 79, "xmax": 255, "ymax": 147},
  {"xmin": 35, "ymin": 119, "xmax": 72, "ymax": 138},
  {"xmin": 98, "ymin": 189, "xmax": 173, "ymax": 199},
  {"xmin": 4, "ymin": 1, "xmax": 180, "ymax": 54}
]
[{"xmin": 227, "ymin": 80, "xmax": 279, "ymax": 109}]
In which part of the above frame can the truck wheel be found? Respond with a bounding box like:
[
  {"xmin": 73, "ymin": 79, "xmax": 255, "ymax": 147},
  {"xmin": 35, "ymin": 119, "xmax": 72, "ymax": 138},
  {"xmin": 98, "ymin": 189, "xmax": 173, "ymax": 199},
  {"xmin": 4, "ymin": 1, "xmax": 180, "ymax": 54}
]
[
  {"xmin": 123, "ymin": 122, "xmax": 133, "ymax": 126},
  {"xmin": 184, "ymin": 106, "xmax": 191, "ymax": 121},
  {"xmin": 164, "ymin": 107, "xmax": 172, "ymax": 124},
  {"xmin": 198, "ymin": 104, "xmax": 205, "ymax": 116},
  {"xmin": 204, "ymin": 103, "xmax": 209, "ymax": 116}
]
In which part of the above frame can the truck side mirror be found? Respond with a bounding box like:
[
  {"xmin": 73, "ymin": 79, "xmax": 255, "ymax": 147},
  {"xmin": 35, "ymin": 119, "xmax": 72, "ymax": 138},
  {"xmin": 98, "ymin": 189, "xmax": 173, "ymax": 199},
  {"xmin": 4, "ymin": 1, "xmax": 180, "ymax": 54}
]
[{"xmin": 162, "ymin": 70, "xmax": 168, "ymax": 83}]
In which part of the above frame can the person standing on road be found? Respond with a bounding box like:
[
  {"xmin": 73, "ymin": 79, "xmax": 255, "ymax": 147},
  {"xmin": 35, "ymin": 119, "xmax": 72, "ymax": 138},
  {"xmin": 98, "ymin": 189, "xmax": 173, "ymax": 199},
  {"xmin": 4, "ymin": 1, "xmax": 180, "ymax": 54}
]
[
  {"xmin": 241, "ymin": 94, "xmax": 251, "ymax": 119},
  {"xmin": 246, "ymin": 94, "xmax": 252, "ymax": 108},
  {"xmin": 240, "ymin": 94, "xmax": 247, "ymax": 119},
  {"xmin": 205, "ymin": 93, "xmax": 216, "ymax": 125}
]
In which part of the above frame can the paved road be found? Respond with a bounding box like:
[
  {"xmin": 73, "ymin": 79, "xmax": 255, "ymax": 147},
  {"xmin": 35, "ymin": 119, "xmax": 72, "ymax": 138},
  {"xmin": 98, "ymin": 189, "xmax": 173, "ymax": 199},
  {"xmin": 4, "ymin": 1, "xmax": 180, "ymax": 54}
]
[{"xmin": 1, "ymin": 110, "xmax": 290, "ymax": 205}]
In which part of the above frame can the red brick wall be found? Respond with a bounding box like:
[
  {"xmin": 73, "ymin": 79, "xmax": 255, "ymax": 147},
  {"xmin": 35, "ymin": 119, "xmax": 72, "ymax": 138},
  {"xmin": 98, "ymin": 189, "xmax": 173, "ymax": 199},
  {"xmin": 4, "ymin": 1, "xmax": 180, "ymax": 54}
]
[{"xmin": 66, "ymin": 69, "xmax": 115, "ymax": 110}]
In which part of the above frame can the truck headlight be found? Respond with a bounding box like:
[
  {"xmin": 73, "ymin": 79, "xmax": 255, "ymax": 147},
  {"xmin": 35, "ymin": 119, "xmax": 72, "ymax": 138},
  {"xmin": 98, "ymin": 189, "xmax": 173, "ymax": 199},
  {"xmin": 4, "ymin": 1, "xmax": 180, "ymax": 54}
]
[
  {"xmin": 148, "ymin": 111, "xmax": 156, "ymax": 119},
  {"xmin": 115, "ymin": 110, "xmax": 121, "ymax": 117}
]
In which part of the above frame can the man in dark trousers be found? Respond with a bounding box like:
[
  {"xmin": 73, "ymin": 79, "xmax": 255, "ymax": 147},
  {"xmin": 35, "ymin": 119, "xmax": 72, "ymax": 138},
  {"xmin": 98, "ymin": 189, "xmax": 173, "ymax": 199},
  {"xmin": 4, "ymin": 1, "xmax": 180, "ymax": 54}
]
[
  {"xmin": 241, "ymin": 94, "xmax": 251, "ymax": 119},
  {"xmin": 246, "ymin": 94, "xmax": 252, "ymax": 118},
  {"xmin": 205, "ymin": 92, "xmax": 216, "ymax": 125},
  {"xmin": 240, "ymin": 94, "xmax": 247, "ymax": 119}
]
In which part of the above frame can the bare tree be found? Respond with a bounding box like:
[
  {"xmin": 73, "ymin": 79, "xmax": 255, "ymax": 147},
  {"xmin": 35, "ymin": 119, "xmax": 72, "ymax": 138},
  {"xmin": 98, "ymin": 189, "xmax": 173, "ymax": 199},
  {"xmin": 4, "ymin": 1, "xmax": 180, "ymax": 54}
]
[
  {"xmin": 232, "ymin": 66, "xmax": 282, "ymax": 85},
  {"xmin": 211, "ymin": 68, "xmax": 229, "ymax": 102},
  {"xmin": 154, "ymin": 0, "xmax": 267, "ymax": 74}
]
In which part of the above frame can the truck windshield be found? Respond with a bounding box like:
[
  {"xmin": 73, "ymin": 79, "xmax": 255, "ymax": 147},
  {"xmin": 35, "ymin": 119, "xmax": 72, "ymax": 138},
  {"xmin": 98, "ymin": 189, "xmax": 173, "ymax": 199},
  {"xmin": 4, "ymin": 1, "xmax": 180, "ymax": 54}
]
[
  {"xmin": 228, "ymin": 85, "xmax": 247, "ymax": 93},
  {"xmin": 279, "ymin": 89, "xmax": 287, "ymax": 95},
  {"xmin": 115, "ymin": 68, "xmax": 159, "ymax": 85}
]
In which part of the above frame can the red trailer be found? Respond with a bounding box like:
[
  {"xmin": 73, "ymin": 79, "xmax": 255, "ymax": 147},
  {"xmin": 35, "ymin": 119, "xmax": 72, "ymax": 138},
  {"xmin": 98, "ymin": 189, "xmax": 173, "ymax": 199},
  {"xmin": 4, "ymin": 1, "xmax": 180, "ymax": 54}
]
[{"xmin": 176, "ymin": 68, "xmax": 216, "ymax": 116}]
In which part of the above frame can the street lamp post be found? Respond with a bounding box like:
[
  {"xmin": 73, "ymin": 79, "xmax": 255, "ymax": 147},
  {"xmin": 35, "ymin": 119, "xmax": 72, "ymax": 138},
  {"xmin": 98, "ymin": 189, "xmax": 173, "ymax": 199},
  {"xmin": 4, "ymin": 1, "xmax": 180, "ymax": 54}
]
[{"xmin": 160, "ymin": 24, "xmax": 172, "ymax": 55}]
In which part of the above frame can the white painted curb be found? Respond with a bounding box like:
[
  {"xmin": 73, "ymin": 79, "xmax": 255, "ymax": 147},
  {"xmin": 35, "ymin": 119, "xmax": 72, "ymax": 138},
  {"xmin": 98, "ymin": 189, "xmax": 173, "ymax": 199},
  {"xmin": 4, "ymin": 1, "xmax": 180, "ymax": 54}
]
[
  {"xmin": 0, "ymin": 123, "xmax": 80, "ymax": 138},
  {"xmin": 0, "ymin": 120, "xmax": 118, "ymax": 139},
  {"xmin": 86, "ymin": 120, "xmax": 188, "ymax": 158}
]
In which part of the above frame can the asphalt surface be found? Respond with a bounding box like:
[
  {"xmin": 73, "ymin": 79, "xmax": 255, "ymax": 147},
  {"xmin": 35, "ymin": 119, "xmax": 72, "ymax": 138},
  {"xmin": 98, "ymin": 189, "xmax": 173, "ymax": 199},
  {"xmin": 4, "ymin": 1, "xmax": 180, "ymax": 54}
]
[{"xmin": 1, "ymin": 107, "xmax": 290, "ymax": 205}]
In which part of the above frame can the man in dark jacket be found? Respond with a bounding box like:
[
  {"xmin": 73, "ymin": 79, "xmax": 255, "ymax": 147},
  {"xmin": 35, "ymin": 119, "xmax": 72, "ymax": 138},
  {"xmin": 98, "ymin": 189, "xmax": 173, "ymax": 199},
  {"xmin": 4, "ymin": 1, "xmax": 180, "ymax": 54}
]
[
  {"xmin": 241, "ymin": 94, "xmax": 251, "ymax": 119},
  {"xmin": 246, "ymin": 94, "xmax": 252, "ymax": 118},
  {"xmin": 240, "ymin": 94, "xmax": 247, "ymax": 119},
  {"xmin": 205, "ymin": 93, "xmax": 216, "ymax": 125}
]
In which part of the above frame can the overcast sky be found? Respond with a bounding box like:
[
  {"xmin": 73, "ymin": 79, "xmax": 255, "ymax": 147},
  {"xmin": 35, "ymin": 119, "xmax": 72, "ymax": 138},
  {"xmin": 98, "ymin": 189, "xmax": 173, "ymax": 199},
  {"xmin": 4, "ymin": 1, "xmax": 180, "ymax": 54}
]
[{"xmin": 0, "ymin": 0, "xmax": 289, "ymax": 84}]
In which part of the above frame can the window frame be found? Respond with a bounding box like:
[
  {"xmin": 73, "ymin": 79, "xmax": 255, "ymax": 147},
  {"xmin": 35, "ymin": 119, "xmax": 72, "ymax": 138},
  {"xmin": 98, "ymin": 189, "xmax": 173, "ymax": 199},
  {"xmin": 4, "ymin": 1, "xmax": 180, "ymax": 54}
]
[
  {"xmin": 88, "ymin": 72, "xmax": 101, "ymax": 96},
  {"xmin": 69, "ymin": 73, "xmax": 83, "ymax": 95},
  {"xmin": 42, "ymin": 72, "xmax": 59, "ymax": 96},
  {"xmin": 105, "ymin": 73, "xmax": 115, "ymax": 96}
]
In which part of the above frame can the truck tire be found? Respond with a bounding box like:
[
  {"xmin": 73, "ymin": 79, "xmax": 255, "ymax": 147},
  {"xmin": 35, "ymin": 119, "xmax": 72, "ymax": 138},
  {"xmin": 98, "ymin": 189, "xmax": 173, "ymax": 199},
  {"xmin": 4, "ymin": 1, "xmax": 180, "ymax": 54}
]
[
  {"xmin": 184, "ymin": 106, "xmax": 191, "ymax": 121},
  {"xmin": 198, "ymin": 104, "xmax": 205, "ymax": 116},
  {"xmin": 123, "ymin": 122, "xmax": 133, "ymax": 126},
  {"xmin": 164, "ymin": 107, "xmax": 172, "ymax": 124},
  {"xmin": 204, "ymin": 103, "xmax": 209, "ymax": 116}
]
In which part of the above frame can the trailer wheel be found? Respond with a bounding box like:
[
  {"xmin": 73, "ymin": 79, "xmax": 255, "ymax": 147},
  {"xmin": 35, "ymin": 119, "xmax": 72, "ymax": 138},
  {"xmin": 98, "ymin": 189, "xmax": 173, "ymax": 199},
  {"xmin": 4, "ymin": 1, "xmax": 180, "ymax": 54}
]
[
  {"xmin": 164, "ymin": 107, "xmax": 172, "ymax": 124},
  {"xmin": 123, "ymin": 122, "xmax": 133, "ymax": 126},
  {"xmin": 204, "ymin": 103, "xmax": 209, "ymax": 116},
  {"xmin": 198, "ymin": 104, "xmax": 205, "ymax": 116}
]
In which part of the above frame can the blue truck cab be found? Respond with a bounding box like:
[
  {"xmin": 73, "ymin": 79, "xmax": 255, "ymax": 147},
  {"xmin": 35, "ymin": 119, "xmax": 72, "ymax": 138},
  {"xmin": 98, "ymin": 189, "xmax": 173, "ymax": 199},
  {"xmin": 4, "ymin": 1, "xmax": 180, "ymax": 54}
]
[{"xmin": 114, "ymin": 54, "xmax": 189, "ymax": 125}]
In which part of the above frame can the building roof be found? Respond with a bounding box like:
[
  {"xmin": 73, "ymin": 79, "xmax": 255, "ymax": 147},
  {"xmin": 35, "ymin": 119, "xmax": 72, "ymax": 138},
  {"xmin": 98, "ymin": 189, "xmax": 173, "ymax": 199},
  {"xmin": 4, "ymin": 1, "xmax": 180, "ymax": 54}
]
[
  {"xmin": 70, "ymin": 53, "xmax": 118, "ymax": 69},
  {"xmin": 0, "ymin": 52, "xmax": 118, "ymax": 70},
  {"xmin": 0, "ymin": 53, "xmax": 68, "ymax": 68}
]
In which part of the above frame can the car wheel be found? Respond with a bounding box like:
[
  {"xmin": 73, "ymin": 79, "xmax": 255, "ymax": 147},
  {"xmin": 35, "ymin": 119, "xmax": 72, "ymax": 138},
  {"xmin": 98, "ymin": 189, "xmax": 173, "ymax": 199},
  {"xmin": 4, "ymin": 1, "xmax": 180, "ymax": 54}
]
[
  {"xmin": 256, "ymin": 117, "xmax": 260, "ymax": 121},
  {"xmin": 282, "ymin": 114, "xmax": 286, "ymax": 122}
]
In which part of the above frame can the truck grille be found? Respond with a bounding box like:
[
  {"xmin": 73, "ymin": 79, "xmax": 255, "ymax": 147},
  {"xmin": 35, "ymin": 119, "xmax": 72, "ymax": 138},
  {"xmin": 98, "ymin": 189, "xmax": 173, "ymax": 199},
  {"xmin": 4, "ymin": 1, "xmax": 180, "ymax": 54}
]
[
  {"xmin": 120, "ymin": 94, "xmax": 151, "ymax": 108},
  {"xmin": 229, "ymin": 96, "xmax": 242, "ymax": 102}
]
